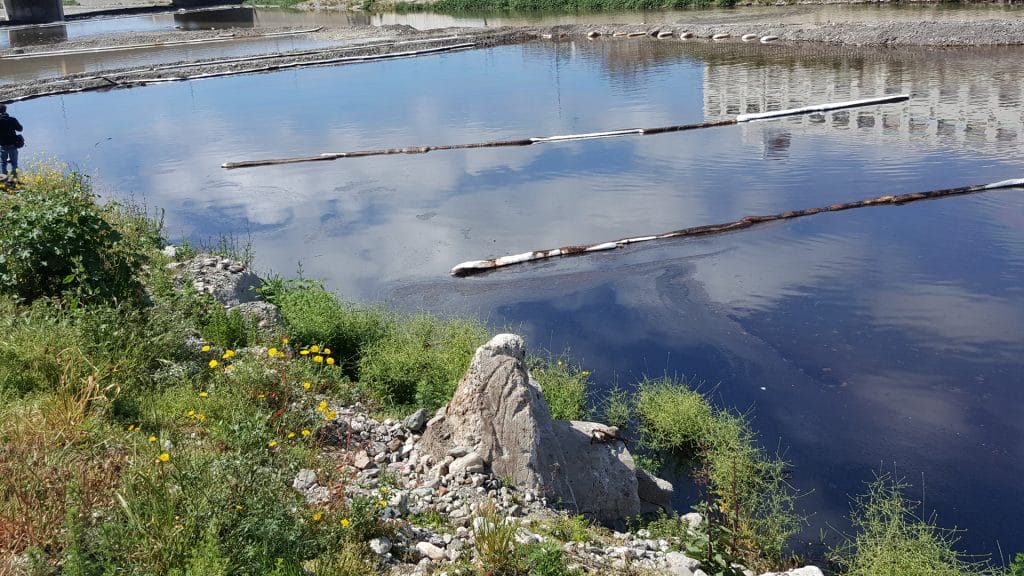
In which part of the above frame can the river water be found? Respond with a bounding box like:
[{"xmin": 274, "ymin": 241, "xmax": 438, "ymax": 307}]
[{"xmin": 7, "ymin": 27, "xmax": 1024, "ymax": 558}]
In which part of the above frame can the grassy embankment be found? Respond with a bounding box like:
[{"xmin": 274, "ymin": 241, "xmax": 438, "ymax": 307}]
[{"xmin": 0, "ymin": 164, "xmax": 1017, "ymax": 575}]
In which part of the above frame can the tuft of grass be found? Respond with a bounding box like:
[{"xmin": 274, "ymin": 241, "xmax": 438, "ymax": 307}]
[
  {"xmin": 272, "ymin": 281, "xmax": 390, "ymax": 375},
  {"xmin": 830, "ymin": 473, "xmax": 1003, "ymax": 576},
  {"xmin": 358, "ymin": 313, "xmax": 487, "ymax": 411},
  {"xmin": 472, "ymin": 498, "xmax": 524, "ymax": 575},
  {"xmin": 634, "ymin": 377, "xmax": 801, "ymax": 570},
  {"xmin": 529, "ymin": 354, "xmax": 592, "ymax": 421},
  {"xmin": 540, "ymin": 513, "xmax": 601, "ymax": 544},
  {"xmin": 599, "ymin": 384, "xmax": 633, "ymax": 429}
]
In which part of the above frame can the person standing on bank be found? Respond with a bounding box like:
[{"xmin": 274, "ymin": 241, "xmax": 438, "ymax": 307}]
[{"xmin": 0, "ymin": 103, "xmax": 25, "ymax": 180}]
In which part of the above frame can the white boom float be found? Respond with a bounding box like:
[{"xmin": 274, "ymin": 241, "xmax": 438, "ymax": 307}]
[
  {"xmin": 450, "ymin": 178, "xmax": 1024, "ymax": 277},
  {"xmin": 221, "ymin": 94, "xmax": 910, "ymax": 169}
]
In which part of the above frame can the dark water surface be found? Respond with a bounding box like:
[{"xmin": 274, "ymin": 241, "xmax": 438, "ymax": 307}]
[{"xmin": 11, "ymin": 39, "xmax": 1024, "ymax": 557}]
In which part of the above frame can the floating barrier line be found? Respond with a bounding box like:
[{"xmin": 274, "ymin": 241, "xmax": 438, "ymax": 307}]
[
  {"xmin": 0, "ymin": 27, "xmax": 325, "ymax": 60},
  {"xmin": 450, "ymin": 178, "xmax": 1024, "ymax": 277},
  {"xmin": 221, "ymin": 94, "xmax": 909, "ymax": 169},
  {"xmin": 3, "ymin": 41, "xmax": 476, "ymax": 104}
]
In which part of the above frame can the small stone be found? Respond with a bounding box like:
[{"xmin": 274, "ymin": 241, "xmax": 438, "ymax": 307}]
[
  {"xmin": 353, "ymin": 451, "xmax": 373, "ymax": 470},
  {"xmin": 416, "ymin": 541, "xmax": 446, "ymax": 561},
  {"xmin": 404, "ymin": 408, "xmax": 428, "ymax": 433},
  {"xmin": 369, "ymin": 537, "xmax": 392, "ymax": 555},
  {"xmin": 292, "ymin": 469, "xmax": 317, "ymax": 492}
]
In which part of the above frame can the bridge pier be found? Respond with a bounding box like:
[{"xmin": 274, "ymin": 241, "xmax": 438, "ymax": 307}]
[{"xmin": 2, "ymin": 0, "xmax": 64, "ymax": 24}]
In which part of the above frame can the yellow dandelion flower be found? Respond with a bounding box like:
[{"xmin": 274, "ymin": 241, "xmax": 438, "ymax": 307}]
[
  {"xmin": 208, "ymin": 359, "xmax": 219, "ymax": 369},
  {"xmin": 281, "ymin": 337, "xmax": 289, "ymax": 345},
  {"xmin": 312, "ymin": 512, "xmax": 322, "ymax": 522},
  {"xmin": 222, "ymin": 350, "xmax": 235, "ymax": 359},
  {"xmin": 127, "ymin": 424, "xmax": 136, "ymax": 432},
  {"xmin": 198, "ymin": 413, "xmax": 206, "ymax": 422},
  {"xmin": 268, "ymin": 440, "xmax": 278, "ymax": 448},
  {"xmin": 300, "ymin": 350, "xmax": 310, "ymax": 356},
  {"xmin": 199, "ymin": 391, "xmax": 209, "ymax": 398},
  {"xmin": 582, "ymin": 370, "xmax": 590, "ymax": 376},
  {"xmin": 201, "ymin": 345, "xmax": 211, "ymax": 352},
  {"xmin": 377, "ymin": 500, "xmax": 387, "ymax": 508},
  {"xmin": 326, "ymin": 357, "xmax": 335, "ymax": 366},
  {"xmin": 323, "ymin": 348, "xmax": 331, "ymax": 355},
  {"xmin": 235, "ymin": 505, "xmax": 243, "ymax": 511},
  {"xmin": 340, "ymin": 518, "xmax": 350, "ymax": 528},
  {"xmin": 158, "ymin": 452, "xmax": 170, "ymax": 463},
  {"xmin": 148, "ymin": 435, "xmax": 157, "ymax": 443},
  {"xmin": 326, "ymin": 410, "xmax": 337, "ymax": 420},
  {"xmin": 187, "ymin": 409, "xmax": 196, "ymax": 418},
  {"xmin": 303, "ymin": 382, "xmax": 311, "ymax": 391},
  {"xmin": 257, "ymin": 393, "xmax": 265, "ymax": 400},
  {"xmin": 287, "ymin": 432, "xmax": 296, "ymax": 439},
  {"xmin": 313, "ymin": 355, "xmax": 324, "ymax": 363},
  {"xmin": 317, "ymin": 400, "xmax": 327, "ymax": 412},
  {"xmin": 301, "ymin": 429, "xmax": 311, "ymax": 437},
  {"xmin": 310, "ymin": 345, "xmax": 320, "ymax": 353},
  {"xmin": 268, "ymin": 347, "xmax": 279, "ymax": 357}
]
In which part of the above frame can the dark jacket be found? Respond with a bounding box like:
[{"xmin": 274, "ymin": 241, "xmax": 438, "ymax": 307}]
[{"xmin": 0, "ymin": 113, "xmax": 23, "ymax": 147}]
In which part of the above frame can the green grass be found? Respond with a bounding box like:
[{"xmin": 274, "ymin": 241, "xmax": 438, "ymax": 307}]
[
  {"xmin": 358, "ymin": 313, "xmax": 488, "ymax": 411},
  {"xmin": 529, "ymin": 354, "xmax": 592, "ymax": 421},
  {"xmin": 634, "ymin": 377, "xmax": 801, "ymax": 570},
  {"xmin": 830, "ymin": 473, "xmax": 1004, "ymax": 576}
]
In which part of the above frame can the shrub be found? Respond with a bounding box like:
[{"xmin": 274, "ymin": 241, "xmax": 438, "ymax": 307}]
[
  {"xmin": 529, "ymin": 355, "xmax": 591, "ymax": 421},
  {"xmin": 0, "ymin": 169, "xmax": 147, "ymax": 305},
  {"xmin": 599, "ymin": 384, "xmax": 632, "ymax": 429},
  {"xmin": 358, "ymin": 313, "xmax": 486, "ymax": 410},
  {"xmin": 634, "ymin": 377, "xmax": 801, "ymax": 570},
  {"xmin": 524, "ymin": 540, "xmax": 579, "ymax": 576},
  {"xmin": 200, "ymin": 304, "xmax": 258, "ymax": 349},
  {"xmin": 830, "ymin": 473, "xmax": 1003, "ymax": 576},
  {"xmin": 274, "ymin": 283, "xmax": 390, "ymax": 374}
]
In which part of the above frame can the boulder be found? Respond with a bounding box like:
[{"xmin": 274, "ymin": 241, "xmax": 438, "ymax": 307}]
[{"xmin": 419, "ymin": 334, "xmax": 672, "ymax": 528}]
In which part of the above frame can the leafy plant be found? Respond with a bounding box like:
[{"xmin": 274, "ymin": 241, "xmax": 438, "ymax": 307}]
[
  {"xmin": 358, "ymin": 313, "xmax": 486, "ymax": 410},
  {"xmin": 829, "ymin": 473, "xmax": 1003, "ymax": 576},
  {"xmin": 0, "ymin": 169, "xmax": 146, "ymax": 305},
  {"xmin": 529, "ymin": 355, "xmax": 591, "ymax": 421},
  {"xmin": 274, "ymin": 282, "xmax": 390, "ymax": 375},
  {"xmin": 634, "ymin": 377, "xmax": 801, "ymax": 570}
]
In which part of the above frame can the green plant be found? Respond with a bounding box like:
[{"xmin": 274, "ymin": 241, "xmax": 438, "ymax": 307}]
[
  {"xmin": 408, "ymin": 509, "xmax": 453, "ymax": 532},
  {"xmin": 275, "ymin": 283, "xmax": 390, "ymax": 375},
  {"xmin": 830, "ymin": 473, "xmax": 1002, "ymax": 576},
  {"xmin": 529, "ymin": 355, "xmax": 591, "ymax": 421},
  {"xmin": 542, "ymin": 514, "xmax": 597, "ymax": 544},
  {"xmin": 473, "ymin": 499, "xmax": 524, "ymax": 575},
  {"xmin": 0, "ymin": 168, "xmax": 146, "ymax": 305},
  {"xmin": 634, "ymin": 378, "xmax": 801, "ymax": 570},
  {"xmin": 525, "ymin": 540, "xmax": 578, "ymax": 576},
  {"xmin": 358, "ymin": 313, "xmax": 486, "ymax": 410},
  {"xmin": 1009, "ymin": 552, "xmax": 1024, "ymax": 576},
  {"xmin": 200, "ymin": 304, "xmax": 256, "ymax": 349},
  {"xmin": 600, "ymin": 384, "xmax": 632, "ymax": 429}
]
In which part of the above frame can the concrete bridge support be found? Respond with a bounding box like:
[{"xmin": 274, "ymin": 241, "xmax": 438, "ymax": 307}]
[{"xmin": 2, "ymin": 0, "xmax": 64, "ymax": 24}]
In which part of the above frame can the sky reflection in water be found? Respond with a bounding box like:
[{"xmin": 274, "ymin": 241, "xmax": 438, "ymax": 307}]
[{"xmin": 13, "ymin": 39, "xmax": 1024, "ymax": 556}]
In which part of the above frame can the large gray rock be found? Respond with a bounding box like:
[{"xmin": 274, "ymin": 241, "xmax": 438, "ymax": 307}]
[{"xmin": 419, "ymin": 334, "xmax": 672, "ymax": 528}]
